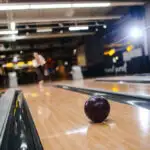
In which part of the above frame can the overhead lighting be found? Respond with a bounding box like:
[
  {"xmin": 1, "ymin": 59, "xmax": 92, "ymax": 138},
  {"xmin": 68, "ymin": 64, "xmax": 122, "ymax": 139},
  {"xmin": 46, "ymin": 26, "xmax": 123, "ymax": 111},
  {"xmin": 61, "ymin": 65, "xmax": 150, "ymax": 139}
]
[
  {"xmin": 37, "ymin": 28, "xmax": 52, "ymax": 33},
  {"xmin": 130, "ymin": 27, "xmax": 142, "ymax": 39},
  {"xmin": 72, "ymin": 2, "xmax": 111, "ymax": 8},
  {"xmin": 0, "ymin": 4, "xmax": 29, "ymax": 11},
  {"xmin": 30, "ymin": 4, "xmax": 72, "ymax": 9},
  {"xmin": 0, "ymin": 3, "xmax": 111, "ymax": 11},
  {"xmin": 69, "ymin": 26, "xmax": 89, "ymax": 31},
  {"xmin": 0, "ymin": 30, "xmax": 18, "ymax": 35}
]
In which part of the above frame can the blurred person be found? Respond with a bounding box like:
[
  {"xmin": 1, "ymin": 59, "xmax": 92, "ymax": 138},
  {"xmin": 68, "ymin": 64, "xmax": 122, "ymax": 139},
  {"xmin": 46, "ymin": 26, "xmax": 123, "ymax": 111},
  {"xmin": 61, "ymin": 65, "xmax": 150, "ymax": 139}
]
[{"xmin": 32, "ymin": 52, "xmax": 46, "ymax": 88}]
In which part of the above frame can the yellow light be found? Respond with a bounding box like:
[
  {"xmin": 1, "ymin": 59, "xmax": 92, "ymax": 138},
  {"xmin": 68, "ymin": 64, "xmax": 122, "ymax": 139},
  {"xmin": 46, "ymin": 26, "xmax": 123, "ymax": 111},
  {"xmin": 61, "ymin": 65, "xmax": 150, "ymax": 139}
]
[
  {"xmin": 6, "ymin": 63, "xmax": 14, "ymax": 68},
  {"xmin": 17, "ymin": 61, "xmax": 25, "ymax": 67},
  {"xmin": 112, "ymin": 87, "xmax": 119, "ymax": 92},
  {"xmin": 126, "ymin": 45, "xmax": 133, "ymax": 52},
  {"xmin": 31, "ymin": 93, "xmax": 38, "ymax": 97},
  {"xmin": 109, "ymin": 49, "xmax": 115, "ymax": 56},
  {"xmin": 27, "ymin": 61, "xmax": 33, "ymax": 66}
]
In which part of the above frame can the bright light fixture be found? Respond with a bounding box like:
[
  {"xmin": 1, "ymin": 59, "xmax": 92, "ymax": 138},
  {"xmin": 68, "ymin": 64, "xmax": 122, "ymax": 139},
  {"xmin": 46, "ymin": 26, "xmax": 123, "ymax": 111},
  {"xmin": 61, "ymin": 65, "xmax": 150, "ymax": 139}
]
[
  {"xmin": 72, "ymin": 2, "xmax": 111, "ymax": 8},
  {"xmin": 0, "ymin": 4, "xmax": 29, "ymax": 11},
  {"xmin": 69, "ymin": 26, "xmax": 89, "ymax": 31},
  {"xmin": 130, "ymin": 27, "xmax": 142, "ymax": 39},
  {"xmin": 37, "ymin": 28, "xmax": 52, "ymax": 33},
  {"xmin": 103, "ymin": 24, "xmax": 107, "ymax": 29},
  {"xmin": 10, "ymin": 21, "xmax": 16, "ymax": 31},
  {"xmin": 0, "ymin": 30, "xmax": 18, "ymax": 35},
  {"xmin": 0, "ymin": 2, "xmax": 111, "ymax": 11},
  {"xmin": 30, "ymin": 4, "xmax": 72, "ymax": 9}
]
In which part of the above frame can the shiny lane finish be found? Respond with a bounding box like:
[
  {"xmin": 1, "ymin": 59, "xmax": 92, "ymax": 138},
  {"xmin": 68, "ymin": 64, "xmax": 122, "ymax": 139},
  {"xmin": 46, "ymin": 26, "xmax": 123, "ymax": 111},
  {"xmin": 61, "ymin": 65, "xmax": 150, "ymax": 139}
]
[
  {"xmin": 21, "ymin": 84, "xmax": 150, "ymax": 150},
  {"xmin": 54, "ymin": 79, "xmax": 150, "ymax": 97}
]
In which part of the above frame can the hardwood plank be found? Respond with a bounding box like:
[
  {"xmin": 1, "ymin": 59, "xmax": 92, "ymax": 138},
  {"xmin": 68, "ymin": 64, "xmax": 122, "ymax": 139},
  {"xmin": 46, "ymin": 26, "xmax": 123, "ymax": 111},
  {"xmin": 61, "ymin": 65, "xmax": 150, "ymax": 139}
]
[{"xmin": 21, "ymin": 84, "xmax": 150, "ymax": 150}]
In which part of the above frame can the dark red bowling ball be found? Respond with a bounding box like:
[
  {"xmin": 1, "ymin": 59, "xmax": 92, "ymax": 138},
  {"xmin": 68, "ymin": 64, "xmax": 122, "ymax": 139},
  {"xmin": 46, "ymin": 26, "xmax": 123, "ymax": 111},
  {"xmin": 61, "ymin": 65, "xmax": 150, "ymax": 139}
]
[{"xmin": 84, "ymin": 96, "xmax": 110, "ymax": 123}]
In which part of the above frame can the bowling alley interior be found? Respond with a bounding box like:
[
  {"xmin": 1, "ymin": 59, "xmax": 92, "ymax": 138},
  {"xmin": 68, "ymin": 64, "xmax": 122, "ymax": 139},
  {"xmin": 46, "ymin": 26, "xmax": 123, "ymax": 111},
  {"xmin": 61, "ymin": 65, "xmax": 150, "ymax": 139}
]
[{"xmin": 1, "ymin": 1, "xmax": 150, "ymax": 150}]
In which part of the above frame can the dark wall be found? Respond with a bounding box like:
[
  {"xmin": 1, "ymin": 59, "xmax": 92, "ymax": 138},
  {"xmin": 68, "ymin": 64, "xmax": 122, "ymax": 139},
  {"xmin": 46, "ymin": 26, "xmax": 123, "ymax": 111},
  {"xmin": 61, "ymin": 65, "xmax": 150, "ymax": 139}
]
[
  {"xmin": 82, "ymin": 32, "xmax": 105, "ymax": 77},
  {"xmin": 84, "ymin": 32, "xmax": 105, "ymax": 66}
]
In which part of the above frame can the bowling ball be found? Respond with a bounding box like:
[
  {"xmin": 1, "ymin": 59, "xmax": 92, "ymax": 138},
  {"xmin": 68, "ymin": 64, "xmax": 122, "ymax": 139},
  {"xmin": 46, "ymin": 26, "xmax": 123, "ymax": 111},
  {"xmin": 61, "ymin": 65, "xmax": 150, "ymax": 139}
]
[{"xmin": 84, "ymin": 96, "xmax": 110, "ymax": 123}]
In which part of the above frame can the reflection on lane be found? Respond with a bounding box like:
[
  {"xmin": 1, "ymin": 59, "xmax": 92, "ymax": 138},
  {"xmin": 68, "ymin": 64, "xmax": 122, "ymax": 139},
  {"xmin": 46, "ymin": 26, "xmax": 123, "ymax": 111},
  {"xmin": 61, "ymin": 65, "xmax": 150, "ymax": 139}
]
[
  {"xmin": 137, "ymin": 107, "xmax": 150, "ymax": 135},
  {"xmin": 127, "ymin": 100, "xmax": 150, "ymax": 110},
  {"xmin": 56, "ymin": 85, "xmax": 150, "ymax": 110}
]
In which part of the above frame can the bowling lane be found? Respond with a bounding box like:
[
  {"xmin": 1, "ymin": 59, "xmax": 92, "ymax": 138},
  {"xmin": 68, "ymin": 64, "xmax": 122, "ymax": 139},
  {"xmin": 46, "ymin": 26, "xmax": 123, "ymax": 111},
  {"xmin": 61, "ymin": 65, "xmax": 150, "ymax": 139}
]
[
  {"xmin": 21, "ymin": 85, "xmax": 150, "ymax": 150},
  {"xmin": 54, "ymin": 79, "xmax": 150, "ymax": 98},
  {"xmin": 96, "ymin": 75, "xmax": 150, "ymax": 83}
]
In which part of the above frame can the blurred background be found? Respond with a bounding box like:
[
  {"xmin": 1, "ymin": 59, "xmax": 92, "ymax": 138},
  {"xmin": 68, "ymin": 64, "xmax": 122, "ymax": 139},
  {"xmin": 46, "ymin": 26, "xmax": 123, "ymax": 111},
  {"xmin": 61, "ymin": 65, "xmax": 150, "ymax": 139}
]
[{"xmin": 0, "ymin": 0, "xmax": 149, "ymax": 88}]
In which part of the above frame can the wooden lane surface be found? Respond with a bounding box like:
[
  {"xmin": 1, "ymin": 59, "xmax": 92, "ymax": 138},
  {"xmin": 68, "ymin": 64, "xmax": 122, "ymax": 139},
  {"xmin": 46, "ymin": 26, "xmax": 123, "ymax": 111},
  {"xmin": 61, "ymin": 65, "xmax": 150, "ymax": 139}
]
[
  {"xmin": 21, "ymin": 85, "xmax": 150, "ymax": 150},
  {"xmin": 55, "ymin": 79, "xmax": 150, "ymax": 97},
  {"xmin": 96, "ymin": 76, "xmax": 150, "ymax": 82}
]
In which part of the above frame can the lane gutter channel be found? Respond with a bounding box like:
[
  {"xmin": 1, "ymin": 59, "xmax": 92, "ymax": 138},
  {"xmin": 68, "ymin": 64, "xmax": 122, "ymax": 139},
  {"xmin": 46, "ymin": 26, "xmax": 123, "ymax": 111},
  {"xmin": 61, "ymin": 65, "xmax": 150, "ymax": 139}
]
[{"xmin": 54, "ymin": 85, "xmax": 150, "ymax": 110}]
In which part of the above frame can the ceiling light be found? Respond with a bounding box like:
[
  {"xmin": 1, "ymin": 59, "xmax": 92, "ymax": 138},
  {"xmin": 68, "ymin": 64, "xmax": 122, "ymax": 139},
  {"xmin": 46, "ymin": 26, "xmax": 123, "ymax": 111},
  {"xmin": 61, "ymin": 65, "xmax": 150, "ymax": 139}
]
[
  {"xmin": 30, "ymin": 4, "xmax": 72, "ymax": 9},
  {"xmin": 0, "ymin": 30, "xmax": 18, "ymax": 35},
  {"xmin": 69, "ymin": 26, "xmax": 89, "ymax": 31},
  {"xmin": 10, "ymin": 21, "xmax": 16, "ymax": 31},
  {"xmin": 72, "ymin": 2, "xmax": 111, "ymax": 8},
  {"xmin": 37, "ymin": 28, "xmax": 52, "ymax": 33},
  {"xmin": 0, "ymin": 3, "xmax": 111, "ymax": 11},
  {"xmin": 130, "ymin": 27, "xmax": 142, "ymax": 39},
  {"xmin": 0, "ymin": 4, "xmax": 29, "ymax": 11}
]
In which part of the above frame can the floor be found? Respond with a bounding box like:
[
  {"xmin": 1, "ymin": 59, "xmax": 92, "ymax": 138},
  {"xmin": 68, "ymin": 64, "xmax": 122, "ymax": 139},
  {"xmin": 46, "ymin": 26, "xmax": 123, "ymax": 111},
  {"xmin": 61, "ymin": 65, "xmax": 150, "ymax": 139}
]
[
  {"xmin": 96, "ymin": 75, "xmax": 150, "ymax": 82},
  {"xmin": 54, "ymin": 79, "xmax": 150, "ymax": 98},
  {"xmin": 20, "ymin": 78, "xmax": 150, "ymax": 150}
]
